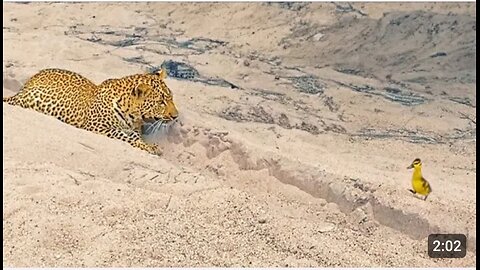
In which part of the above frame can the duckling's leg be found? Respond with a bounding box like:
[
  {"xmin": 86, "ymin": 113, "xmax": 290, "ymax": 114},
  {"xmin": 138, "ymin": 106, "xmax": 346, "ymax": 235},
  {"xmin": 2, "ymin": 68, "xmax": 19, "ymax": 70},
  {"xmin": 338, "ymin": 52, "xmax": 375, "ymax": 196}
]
[
  {"xmin": 408, "ymin": 189, "xmax": 416, "ymax": 194},
  {"xmin": 423, "ymin": 194, "xmax": 429, "ymax": 201}
]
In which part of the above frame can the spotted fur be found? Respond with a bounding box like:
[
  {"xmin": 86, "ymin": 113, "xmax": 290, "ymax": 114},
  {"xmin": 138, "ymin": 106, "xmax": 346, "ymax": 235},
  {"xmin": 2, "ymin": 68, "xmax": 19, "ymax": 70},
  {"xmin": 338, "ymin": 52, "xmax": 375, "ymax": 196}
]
[{"xmin": 3, "ymin": 68, "xmax": 178, "ymax": 155}]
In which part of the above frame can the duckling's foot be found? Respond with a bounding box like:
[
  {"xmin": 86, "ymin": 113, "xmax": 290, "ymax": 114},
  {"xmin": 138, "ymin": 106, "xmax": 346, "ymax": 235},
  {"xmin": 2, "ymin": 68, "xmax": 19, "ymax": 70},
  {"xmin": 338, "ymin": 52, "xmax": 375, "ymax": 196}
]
[{"xmin": 408, "ymin": 189, "xmax": 416, "ymax": 194}]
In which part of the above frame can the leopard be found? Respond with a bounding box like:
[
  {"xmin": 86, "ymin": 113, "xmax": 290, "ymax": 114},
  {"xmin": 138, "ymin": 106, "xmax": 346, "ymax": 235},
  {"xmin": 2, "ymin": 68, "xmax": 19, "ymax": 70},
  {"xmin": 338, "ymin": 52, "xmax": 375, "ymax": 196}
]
[{"xmin": 3, "ymin": 68, "xmax": 178, "ymax": 155}]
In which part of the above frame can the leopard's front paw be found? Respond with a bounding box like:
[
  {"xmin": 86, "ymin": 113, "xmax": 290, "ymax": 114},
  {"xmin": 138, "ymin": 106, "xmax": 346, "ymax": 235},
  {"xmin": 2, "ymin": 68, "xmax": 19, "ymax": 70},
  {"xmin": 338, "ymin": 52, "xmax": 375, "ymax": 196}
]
[
  {"xmin": 146, "ymin": 143, "xmax": 163, "ymax": 156},
  {"xmin": 132, "ymin": 141, "xmax": 163, "ymax": 156}
]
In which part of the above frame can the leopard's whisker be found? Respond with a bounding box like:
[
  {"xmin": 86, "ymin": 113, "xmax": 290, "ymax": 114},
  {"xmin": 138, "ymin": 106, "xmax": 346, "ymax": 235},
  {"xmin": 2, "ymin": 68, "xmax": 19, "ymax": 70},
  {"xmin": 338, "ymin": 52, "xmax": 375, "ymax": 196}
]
[
  {"xmin": 160, "ymin": 121, "xmax": 168, "ymax": 132},
  {"xmin": 144, "ymin": 122, "xmax": 156, "ymax": 134},
  {"xmin": 152, "ymin": 120, "xmax": 164, "ymax": 134}
]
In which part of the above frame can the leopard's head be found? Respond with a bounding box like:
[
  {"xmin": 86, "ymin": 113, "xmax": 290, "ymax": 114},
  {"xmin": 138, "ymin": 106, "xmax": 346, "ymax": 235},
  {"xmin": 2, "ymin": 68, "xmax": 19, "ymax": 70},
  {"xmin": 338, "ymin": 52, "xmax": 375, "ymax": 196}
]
[{"xmin": 134, "ymin": 69, "xmax": 179, "ymax": 124}]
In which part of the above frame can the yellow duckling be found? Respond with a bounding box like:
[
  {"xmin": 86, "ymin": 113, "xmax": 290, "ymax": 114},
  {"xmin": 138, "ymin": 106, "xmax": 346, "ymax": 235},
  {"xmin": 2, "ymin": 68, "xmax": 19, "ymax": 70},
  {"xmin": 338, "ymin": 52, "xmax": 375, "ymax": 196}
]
[{"xmin": 407, "ymin": 158, "xmax": 432, "ymax": 201}]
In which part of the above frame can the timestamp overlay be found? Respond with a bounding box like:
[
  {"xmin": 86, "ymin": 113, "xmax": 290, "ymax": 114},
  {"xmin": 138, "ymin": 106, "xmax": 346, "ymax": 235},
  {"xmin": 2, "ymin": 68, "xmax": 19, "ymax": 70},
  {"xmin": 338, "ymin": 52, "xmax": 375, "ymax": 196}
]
[{"xmin": 428, "ymin": 234, "xmax": 468, "ymax": 258}]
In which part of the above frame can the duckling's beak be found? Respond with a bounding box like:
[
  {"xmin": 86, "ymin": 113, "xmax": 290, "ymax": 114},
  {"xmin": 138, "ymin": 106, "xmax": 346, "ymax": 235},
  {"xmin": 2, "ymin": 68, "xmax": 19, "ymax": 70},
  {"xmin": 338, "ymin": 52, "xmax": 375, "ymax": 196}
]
[{"xmin": 407, "ymin": 164, "xmax": 413, "ymax": 169}]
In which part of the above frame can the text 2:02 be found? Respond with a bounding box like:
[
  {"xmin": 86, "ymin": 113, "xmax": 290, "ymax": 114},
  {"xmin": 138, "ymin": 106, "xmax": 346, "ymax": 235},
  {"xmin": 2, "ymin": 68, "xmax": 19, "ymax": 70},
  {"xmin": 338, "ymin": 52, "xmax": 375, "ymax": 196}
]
[{"xmin": 433, "ymin": 240, "xmax": 462, "ymax": 252}]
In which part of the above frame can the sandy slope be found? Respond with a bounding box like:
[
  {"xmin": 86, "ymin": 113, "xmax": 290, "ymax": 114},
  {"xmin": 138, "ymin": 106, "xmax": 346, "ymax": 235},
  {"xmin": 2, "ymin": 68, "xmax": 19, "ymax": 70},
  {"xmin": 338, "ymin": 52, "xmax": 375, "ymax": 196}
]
[{"xmin": 3, "ymin": 2, "xmax": 476, "ymax": 267}]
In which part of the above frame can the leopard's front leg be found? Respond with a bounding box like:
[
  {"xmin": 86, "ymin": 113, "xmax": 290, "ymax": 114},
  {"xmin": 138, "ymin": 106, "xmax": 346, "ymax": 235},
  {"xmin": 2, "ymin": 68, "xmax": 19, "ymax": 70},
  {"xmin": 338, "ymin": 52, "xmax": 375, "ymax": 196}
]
[
  {"xmin": 95, "ymin": 128, "xmax": 162, "ymax": 155},
  {"xmin": 131, "ymin": 138, "xmax": 163, "ymax": 155}
]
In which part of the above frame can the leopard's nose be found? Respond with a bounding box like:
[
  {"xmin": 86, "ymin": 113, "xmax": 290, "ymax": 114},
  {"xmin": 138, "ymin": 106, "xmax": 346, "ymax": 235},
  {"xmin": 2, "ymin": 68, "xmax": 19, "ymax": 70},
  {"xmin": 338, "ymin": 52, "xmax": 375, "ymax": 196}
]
[
  {"xmin": 167, "ymin": 109, "xmax": 178, "ymax": 120},
  {"xmin": 167, "ymin": 102, "xmax": 179, "ymax": 120}
]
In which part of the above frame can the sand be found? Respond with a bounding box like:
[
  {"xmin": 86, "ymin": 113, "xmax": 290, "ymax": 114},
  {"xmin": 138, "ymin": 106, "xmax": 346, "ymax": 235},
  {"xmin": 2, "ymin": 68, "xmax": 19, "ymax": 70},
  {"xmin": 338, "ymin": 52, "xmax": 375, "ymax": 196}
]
[{"xmin": 2, "ymin": 2, "xmax": 476, "ymax": 267}]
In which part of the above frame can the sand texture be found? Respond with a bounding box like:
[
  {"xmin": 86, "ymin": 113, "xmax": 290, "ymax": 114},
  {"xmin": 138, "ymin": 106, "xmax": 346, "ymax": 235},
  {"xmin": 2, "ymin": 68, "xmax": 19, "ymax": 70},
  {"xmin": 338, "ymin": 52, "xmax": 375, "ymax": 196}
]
[{"xmin": 2, "ymin": 2, "xmax": 476, "ymax": 267}]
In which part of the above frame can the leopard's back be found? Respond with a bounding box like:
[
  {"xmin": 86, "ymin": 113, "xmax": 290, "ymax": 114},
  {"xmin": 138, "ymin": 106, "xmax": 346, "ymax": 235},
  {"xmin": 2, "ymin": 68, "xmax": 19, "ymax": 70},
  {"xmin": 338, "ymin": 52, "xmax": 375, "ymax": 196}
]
[{"xmin": 3, "ymin": 68, "xmax": 98, "ymax": 128}]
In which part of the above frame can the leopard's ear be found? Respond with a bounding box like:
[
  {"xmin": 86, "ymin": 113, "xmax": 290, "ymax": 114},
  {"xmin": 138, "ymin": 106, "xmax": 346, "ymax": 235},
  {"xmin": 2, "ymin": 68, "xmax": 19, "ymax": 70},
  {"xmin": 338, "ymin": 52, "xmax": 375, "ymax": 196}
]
[
  {"xmin": 156, "ymin": 67, "xmax": 167, "ymax": 80},
  {"xmin": 132, "ymin": 83, "xmax": 152, "ymax": 99}
]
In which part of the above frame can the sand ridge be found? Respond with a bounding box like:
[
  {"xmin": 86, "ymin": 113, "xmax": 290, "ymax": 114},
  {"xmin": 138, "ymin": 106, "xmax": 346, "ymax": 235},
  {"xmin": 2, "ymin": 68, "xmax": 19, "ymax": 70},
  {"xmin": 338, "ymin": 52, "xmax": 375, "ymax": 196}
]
[{"xmin": 2, "ymin": 2, "xmax": 476, "ymax": 267}]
